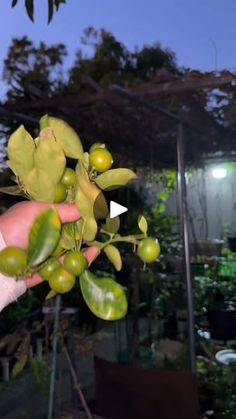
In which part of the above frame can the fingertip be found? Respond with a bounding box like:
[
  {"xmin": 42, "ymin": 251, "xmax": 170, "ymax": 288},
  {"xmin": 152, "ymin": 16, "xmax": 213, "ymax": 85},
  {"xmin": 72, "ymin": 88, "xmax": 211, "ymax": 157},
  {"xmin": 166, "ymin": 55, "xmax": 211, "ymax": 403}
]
[
  {"xmin": 84, "ymin": 246, "xmax": 100, "ymax": 263},
  {"xmin": 25, "ymin": 273, "xmax": 44, "ymax": 289},
  {"xmin": 54, "ymin": 203, "xmax": 80, "ymax": 223}
]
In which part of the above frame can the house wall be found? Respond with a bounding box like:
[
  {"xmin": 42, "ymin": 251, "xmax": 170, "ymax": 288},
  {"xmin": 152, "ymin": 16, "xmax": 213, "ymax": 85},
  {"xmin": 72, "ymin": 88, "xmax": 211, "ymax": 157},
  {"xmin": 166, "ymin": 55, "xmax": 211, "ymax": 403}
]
[
  {"xmin": 142, "ymin": 166, "xmax": 236, "ymax": 243},
  {"xmin": 187, "ymin": 167, "xmax": 236, "ymax": 242}
]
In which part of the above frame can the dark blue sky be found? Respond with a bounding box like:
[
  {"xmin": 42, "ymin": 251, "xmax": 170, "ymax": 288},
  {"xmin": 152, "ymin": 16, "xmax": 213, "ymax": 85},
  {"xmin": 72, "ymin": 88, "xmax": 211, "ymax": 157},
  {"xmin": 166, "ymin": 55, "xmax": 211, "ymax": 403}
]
[{"xmin": 0, "ymin": 0, "xmax": 235, "ymax": 95}]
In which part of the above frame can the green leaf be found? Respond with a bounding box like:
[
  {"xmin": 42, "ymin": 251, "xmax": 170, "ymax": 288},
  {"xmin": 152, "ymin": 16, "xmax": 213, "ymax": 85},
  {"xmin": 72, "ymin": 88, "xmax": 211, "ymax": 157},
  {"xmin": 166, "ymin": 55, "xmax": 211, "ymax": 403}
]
[
  {"xmin": 81, "ymin": 152, "xmax": 90, "ymax": 171},
  {"xmin": 102, "ymin": 215, "xmax": 120, "ymax": 235},
  {"xmin": 83, "ymin": 218, "xmax": 98, "ymax": 242},
  {"xmin": 48, "ymin": 0, "xmax": 54, "ymax": 23},
  {"xmin": 12, "ymin": 354, "xmax": 28, "ymax": 378},
  {"xmin": 59, "ymin": 234, "xmax": 74, "ymax": 250},
  {"xmin": 55, "ymin": 0, "xmax": 66, "ymax": 10},
  {"xmin": 0, "ymin": 185, "xmax": 26, "ymax": 197},
  {"xmin": 63, "ymin": 220, "xmax": 83, "ymax": 240},
  {"xmin": 156, "ymin": 203, "xmax": 166, "ymax": 214},
  {"xmin": 7, "ymin": 125, "xmax": 35, "ymax": 180},
  {"xmin": 25, "ymin": 0, "xmax": 34, "ymax": 21},
  {"xmin": 75, "ymin": 188, "xmax": 98, "ymax": 241},
  {"xmin": 60, "ymin": 220, "xmax": 83, "ymax": 249},
  {"xmin": 138, "ymin": 215, "xmax": 148, "ymax": 234},
  {"xmin": 104, "ymin": 244, "xmax": 122, "ymax": 271},
  {"xmin": 157, "ymin": 189, "xmax": 169, "ymax": 202},
  {"xmin": 12, "ymin": 334, "xmax": 30, "ymax": 378},
  {"xmin": 27, "ymin": 208, "xmax": 61, "ymax": 267},
  {"xmin": 75, "ymin": 160, "xmax": 107, "ymax": 241},
  {"xmin": 34, "ymin": 128, "xmax": 66, "ymax": 185},
  {"xmin": 24, "ymin": 168, "xmax": 55, "ymax": 202},
  {"xmin": 76, "ymin": 160, "xmax": 108, "ymax": 220},
  {"xmin": 43, "ymin": 116, "xmax": 83, "ymax": 159},
  {"xmin": 95, "ymin": 168, "xmax": 137, "ymax": 190},
  {"xmin": 46, "ymin": 289, "xmax": 57, "ymax": 300},
  {"xmin": 39, "ymin": 114, "xmax": 49, "ymax": 129},
  {"xmin": 80, "ymin": 270, "xmax": 127, "ymax": 320}
]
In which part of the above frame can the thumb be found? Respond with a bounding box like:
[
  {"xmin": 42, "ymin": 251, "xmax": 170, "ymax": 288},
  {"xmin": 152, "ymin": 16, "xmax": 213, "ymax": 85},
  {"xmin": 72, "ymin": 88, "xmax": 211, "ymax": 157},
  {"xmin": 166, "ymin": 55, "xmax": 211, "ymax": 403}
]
[{"xmin": 53, "ymin": 203, "xmax": 80, "ymax": 223}]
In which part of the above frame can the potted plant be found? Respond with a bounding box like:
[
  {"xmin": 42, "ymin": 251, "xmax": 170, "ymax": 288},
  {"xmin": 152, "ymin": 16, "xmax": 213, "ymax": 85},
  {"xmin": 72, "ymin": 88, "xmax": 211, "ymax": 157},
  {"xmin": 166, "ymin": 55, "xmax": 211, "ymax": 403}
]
[
  {"xmin": 194, "ymin": 270, "xmax": 236, "ymax": 341},
  {"xmin": 197, "ymin": 356, "xmax": 236, "ymax": 418}
]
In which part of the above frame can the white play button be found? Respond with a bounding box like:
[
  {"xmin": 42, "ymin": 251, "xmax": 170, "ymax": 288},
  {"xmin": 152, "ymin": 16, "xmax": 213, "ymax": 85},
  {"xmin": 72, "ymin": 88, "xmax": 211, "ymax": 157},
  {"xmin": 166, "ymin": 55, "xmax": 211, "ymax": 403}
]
[{"xmin": 110, "ymin": 201, "xmax": 128, "ymax": 218}]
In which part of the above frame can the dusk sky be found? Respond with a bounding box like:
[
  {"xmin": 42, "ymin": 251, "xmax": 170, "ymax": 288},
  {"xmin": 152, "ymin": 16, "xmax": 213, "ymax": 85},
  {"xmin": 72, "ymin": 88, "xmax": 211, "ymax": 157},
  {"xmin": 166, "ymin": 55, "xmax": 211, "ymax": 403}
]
[{"xmin": 0, "ymin": 0, "xmax": 235, "ymax": 94}]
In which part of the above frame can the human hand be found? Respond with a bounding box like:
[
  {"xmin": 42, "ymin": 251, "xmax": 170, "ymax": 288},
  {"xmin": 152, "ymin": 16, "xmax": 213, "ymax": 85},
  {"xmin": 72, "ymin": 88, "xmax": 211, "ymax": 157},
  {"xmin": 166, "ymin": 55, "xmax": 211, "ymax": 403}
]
[{"xmin": 0, "ymin": 201, "xmax": 99, "ymax": 288}]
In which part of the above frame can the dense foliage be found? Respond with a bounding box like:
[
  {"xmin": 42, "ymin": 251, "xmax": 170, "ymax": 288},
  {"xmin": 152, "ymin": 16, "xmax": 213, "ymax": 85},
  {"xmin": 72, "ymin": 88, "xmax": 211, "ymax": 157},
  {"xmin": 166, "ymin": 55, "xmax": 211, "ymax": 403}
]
[{"xmin": 3, "ymin": 28, "xmax": 179, "ymax": 102}]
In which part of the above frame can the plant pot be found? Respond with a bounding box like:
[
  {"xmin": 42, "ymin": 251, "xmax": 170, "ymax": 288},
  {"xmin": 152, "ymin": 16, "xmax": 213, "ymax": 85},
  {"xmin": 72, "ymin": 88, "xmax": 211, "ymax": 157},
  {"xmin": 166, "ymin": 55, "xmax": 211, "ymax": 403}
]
[
  {"xmin": 94, "ymin": 357, "xmax": 199, "ymax": 419},
  {"xmin": 208, "ymin": 309, "xmax": 236, "ymax": 340},
  {"xmin": 228, "ymin": 237, "xmax": 236, "ymax": 252}
]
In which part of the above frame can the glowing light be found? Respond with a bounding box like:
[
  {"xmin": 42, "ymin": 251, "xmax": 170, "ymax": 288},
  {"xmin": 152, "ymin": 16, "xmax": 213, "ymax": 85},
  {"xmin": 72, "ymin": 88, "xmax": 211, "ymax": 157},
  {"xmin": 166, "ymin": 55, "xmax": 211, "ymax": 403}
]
[{"xmin": 212, "ymin": 167, "xmax": 227, "ymax": 179}]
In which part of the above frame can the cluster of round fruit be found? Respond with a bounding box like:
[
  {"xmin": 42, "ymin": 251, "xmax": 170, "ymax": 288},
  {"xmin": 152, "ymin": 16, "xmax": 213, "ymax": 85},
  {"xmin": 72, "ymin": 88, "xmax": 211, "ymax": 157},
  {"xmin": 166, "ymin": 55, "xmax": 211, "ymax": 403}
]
[
  {"xmin": 40, "ymin": 250, "xmax": 87, "ymax": 293},
  {"xmin": 0, "ymin": 237, "xmax": 159, "ymax": 294},
  {"xmin": 54, "ymin": 143, "xmax": 113, "ymax": 203},
  {"xmin": 0, "ymin": 246, "xmax": 88, "ymax": 294},
  {"xmin": 0, "ymin": 116, "xmax": 161, "ymax": 321}
]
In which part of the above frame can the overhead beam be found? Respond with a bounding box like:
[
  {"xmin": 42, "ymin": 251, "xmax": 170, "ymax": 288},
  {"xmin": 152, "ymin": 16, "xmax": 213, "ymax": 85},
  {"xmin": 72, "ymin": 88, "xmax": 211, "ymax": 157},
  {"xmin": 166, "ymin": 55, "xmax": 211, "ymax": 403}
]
[{"xmin": 2, "ymin": 74, "xmax": 233, "ymax": 112}]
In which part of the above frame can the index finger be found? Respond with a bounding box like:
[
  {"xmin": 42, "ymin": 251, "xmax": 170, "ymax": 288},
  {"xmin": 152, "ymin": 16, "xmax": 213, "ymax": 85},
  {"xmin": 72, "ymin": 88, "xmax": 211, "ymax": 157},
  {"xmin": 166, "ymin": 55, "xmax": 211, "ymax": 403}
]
[{"xmin": 53, "ymin": 203, "xmax": 80, "ymax": 223}]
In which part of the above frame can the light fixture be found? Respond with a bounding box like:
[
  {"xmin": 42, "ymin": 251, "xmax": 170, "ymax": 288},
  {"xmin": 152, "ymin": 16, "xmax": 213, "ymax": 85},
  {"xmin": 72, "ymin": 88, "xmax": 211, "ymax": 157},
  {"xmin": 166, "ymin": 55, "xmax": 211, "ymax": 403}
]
[{"xmin": 212, "ymin": 167, "xmax": 227, "ymax": 179}]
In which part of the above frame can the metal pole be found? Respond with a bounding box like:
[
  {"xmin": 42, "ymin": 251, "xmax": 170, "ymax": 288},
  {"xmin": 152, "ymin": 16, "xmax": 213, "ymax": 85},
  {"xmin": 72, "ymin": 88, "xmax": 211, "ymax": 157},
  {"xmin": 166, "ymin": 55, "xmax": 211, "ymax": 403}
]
[
  {"xmin": 176, "ymin": 123, "xmax": 196, "ymax": 373},
  {"xmin": 47, "ymin": 295, "xmax": 61, "ymax": 419}
]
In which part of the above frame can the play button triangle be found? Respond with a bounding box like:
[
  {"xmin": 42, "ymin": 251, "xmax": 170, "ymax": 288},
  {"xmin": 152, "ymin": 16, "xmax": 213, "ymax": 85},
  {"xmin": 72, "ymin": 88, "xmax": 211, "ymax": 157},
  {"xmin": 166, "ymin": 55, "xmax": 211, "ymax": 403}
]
[{"xmin": 110, "ymin": 201, "xmax": 128, "ymax": 218}]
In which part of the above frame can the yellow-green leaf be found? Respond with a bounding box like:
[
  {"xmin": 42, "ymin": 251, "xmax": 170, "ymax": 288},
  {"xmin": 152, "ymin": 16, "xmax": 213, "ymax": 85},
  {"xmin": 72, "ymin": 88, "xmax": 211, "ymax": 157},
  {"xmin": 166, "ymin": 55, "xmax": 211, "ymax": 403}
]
[
  {"xmin": 39, "ymin": 114, "xmax": 49, "ymax": 129},
  {"xmin": 80, "ymin": 270, "xmax": 127, "ymax": 320},
  {"xmin": 102, "ymin": 215, "xmax": 120, "ymax": 234},
  {"xmin": 63, "ymin": 220, "xmax": 83, "ymax": 240},
  {"xmin": 12, "ymin": 354, "xmax": 28, "ymax": 378},
  {"xmin": 34, "ymin": 128, "xmax": 66, "ymax": 185},
  {"xmin": 95, "ymin": 168, "xmax": 137, "ymax": 190},
  {"xmin": 75, "ymin": 161, "xmax": 108, "ymax": 241},
  {"xmin": 76, "ymin": 160, "xmax": 108, "ymax": 220},
  {"xmin": 138, "ymin": 215, "xmax": 148, "ymax": 234},
  {"xmin": 81, "ymin": 152, "xmax": 90, "ymax": 171},
  {"xmin": 27, "ymin": 208, "xmax": 61, "ymax": 267},
  {"xmin": 75, "ymin": 188, "xmax": 97, "ymax": 241},
  {"xmin": 24, "ymin": 168, "xmax": 55, "ymax": 202},
  {"xmin": 83, "ymin": 218, "xmax": 98, "ymax": 242},
  {"xmin": 7, "ymin": 125, "xmax": 35, "ymax": 180},
  {"xmin": 60, "ymin": 220, "xmax": 83, "ymax": 249},
  {"xmin": 46, "ymin": 289, "xmax": 57, "ymax": 300},
  {"xmin": 104, "ymin": 244, "xmax": 122, "ymax": 271},
  {"xmin": 0, "ymin": 185, "xmax": 26, "ymax": 197},
  {"xmin": 59, "ymin": 234, "xmax": 75, "ymax": 250},
  {"xmin": 12, "ymin": 334, "xmax": 30, "ymax": 377},
  {"xmin": 42, "ymin": 116, "xmax": 83, "ymax": 159}
]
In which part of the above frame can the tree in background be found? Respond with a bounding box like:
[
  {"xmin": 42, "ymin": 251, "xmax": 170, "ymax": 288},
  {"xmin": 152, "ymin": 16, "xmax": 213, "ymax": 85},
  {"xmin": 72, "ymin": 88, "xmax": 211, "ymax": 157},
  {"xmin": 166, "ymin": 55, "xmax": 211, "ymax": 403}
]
[
  {"xmin": 68, "ymin": 27, "xmax": 179, "ymax": 92},
  {"xmin": 2, "ymin": 27, "xmax": 179, "ymax": 101},
  {"xmin": 3, "ymin": 36, "xmax": 67, "ymax": 102}
]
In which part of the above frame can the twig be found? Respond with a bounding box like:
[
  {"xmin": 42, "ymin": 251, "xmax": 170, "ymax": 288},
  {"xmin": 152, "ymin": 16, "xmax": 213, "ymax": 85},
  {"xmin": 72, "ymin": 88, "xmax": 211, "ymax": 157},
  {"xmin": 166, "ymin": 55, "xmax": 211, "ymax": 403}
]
[{"xmin": 62, "ymin": 341, "xmax": 93, "ymax": 419}]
